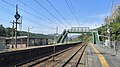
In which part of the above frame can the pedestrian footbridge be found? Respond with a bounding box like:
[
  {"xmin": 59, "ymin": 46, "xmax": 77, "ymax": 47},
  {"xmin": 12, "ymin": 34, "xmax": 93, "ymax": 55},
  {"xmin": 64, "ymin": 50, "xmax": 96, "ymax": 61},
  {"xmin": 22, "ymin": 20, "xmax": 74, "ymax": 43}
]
[{"xmin": 57, "ymin": 27, "xmax": 99, "ymax": 44}]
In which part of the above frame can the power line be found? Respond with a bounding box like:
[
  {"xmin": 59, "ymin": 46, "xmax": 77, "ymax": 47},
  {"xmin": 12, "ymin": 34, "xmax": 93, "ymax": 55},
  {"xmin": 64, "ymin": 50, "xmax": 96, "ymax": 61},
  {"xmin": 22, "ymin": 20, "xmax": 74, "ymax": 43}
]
[
  {"xmin": 0, "ymin": 9, "xmax": 12, "ymax": 16},
  {"xmin": 0, "ymin": 18, "xmax": 9, "ymax": 23},
  {"xmin": 34, "ymin": 0, "xmax": 68, "ymax": 27},
  {"xmin": 0, "ymin": 5, "xmax": 13, "ymax": 14},
  {"xmin": 104, "ymin": 0, "xmax": 112, "ymax": 17},
  {"xmin": 1, "ymin": 9, "xmax": 55, "ymax": 30},
  {"xmin": 112, "ymin": 0, "xmax": 119, "ymax": 12},
  {"xmin": 1, "ymin": 0, "xmax": 56, "ymax": 27},
  {"xmin": 0, "ymin": 5, "xmax": 14, "ymax": 18},
  {"xmin": 46, "ymin": 0, "xmax": 72, "ymax": 27},
  {"xmin": 0, "ymin": 0, "xmax": 56, "ymax": 29},
  {"xmin": 110, "ymin": 0, "xmax": 115, "ymax": 16},
  {"xmin": 65, "ymin": 0, "xmax": 75, "ymax": 18},
  {"xmin": 19, "ymin": 0, "xmax": 59, "ymax": 26},
  {"xmin": 19, "ymin": 8, "xmax": 53, "ymax": 25},
  {"xmin": 65, "ymin": 0, "xmax": 80, "ymax": 26},
  {"xmin": 68, "ymin": 0, "xmax": 80, "ymax": 26},
  {"xmin": 24, "ymin": 17, "xmax": 55, "ymax": 29},
  {"xmin": 103, "ymin": 0, "xmax": 115, "ymax": 24},
  {"xmin": 2, "ymin": 0, "xmax": 57, "ymax": 26},
  {"xmin": 0, "ymin": 6, "xmax": 40, "ymax": 28},
  {"xmin": 1, "ymin": 0, "xmax": 15, "ymax": 7}
]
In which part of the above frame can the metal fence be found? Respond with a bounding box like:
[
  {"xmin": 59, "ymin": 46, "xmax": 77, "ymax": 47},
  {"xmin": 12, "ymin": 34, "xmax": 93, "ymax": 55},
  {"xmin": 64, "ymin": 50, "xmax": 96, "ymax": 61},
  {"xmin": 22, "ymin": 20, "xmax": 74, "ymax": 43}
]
[{"xmin": 96, "ymin": 41, "xmax": 120, "ymax": 53}]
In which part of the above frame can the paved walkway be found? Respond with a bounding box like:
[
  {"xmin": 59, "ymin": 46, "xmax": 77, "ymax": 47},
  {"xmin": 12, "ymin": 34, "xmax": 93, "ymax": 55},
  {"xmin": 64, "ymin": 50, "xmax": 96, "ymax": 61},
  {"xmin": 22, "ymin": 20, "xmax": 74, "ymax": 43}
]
[
  {"xmin": 86, "ymin": 44, "xmax": 101, "ymax": 67},
  {"xmin": 86, "ymin": 43, "xmax": 120, "ymax": 67},
  {"xmin": 96, "ymin": 44, "xmax": 120, "ymax": 60}
]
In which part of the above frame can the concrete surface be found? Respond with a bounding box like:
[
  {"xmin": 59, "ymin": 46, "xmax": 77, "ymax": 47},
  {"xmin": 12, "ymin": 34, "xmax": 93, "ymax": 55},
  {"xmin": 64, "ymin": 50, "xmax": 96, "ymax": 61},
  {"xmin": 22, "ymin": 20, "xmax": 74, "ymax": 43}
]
[{"xmin": 86, "ymin": 43, "xmax": 120, "ymax": 67}]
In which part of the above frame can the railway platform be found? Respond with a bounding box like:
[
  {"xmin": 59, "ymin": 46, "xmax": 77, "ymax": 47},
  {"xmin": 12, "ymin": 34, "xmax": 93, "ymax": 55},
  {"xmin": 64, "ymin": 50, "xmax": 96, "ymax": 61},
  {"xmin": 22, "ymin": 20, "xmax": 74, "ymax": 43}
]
[
  {"xmin": 86, "ymin": 43, "xmax": 120, "ymax": 67},
  {"xmin": 0, "ymin": 42, "xmax": 120, "ymax": 67}
]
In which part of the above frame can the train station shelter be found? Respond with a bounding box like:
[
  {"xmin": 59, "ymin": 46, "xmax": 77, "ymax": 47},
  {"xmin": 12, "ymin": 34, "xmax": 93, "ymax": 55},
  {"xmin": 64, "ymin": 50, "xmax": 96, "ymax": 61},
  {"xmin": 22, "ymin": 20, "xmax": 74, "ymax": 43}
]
[{"xmin": 6, "ymin": 36, "xmax": 48, "ymax": 49}]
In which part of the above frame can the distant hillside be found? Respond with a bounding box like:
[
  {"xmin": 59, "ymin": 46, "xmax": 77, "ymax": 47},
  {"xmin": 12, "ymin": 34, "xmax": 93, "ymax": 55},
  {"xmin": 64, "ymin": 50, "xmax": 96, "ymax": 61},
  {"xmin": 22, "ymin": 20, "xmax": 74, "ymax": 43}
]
[
  {"xmin": 70, "ymin": 35, "xmax": 79, "ymax": 38},
  {"xmin": 0, "ymin": 25, "xmax": 54, "ymax": 39}
]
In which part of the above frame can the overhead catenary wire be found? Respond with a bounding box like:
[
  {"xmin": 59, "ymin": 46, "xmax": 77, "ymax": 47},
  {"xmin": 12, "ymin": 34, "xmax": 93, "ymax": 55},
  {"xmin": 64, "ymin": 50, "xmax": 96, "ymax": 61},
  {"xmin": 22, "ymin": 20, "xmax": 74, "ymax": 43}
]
[
  {"xmin": 106, "ymin": 0, "xmax": 116, "ymax": 23},
  {"xmin": 65, "ymin": 0, "xmax": 80, "ymax": 26},
  {"xmin": 0, "ymin": 9, "xmax": 56, "ymax": 32},
  {"xmin": 114, "ymin": 0, "xmax": 119, "ymax": 8},
  {"xmin": 112, "ymin": 0, "xmax": 120, "ymax": 13},
  {"xmin": 0, "ymin": 0, "xmax": 56, "ymax": 29},
  {"xmin": 0, "ymin": 8, "xmax": 52, "ymax": 29},
  {"xmin": 0, "ymin": 5, "xmax": 15, "ymax": 23},
  {"xmin": 19, "ymin": 8, "xmax": 54, "ymax": 26},
  {"xmin": 1, "ymin": 0, "xmax": 56, "ymax": 27},
  {"xmin": 46, "ymin": 0, "xmax": 72, "ymax": 27},
  {"xmin": 0, "ymin": 18, "xmax": 9, "ymax": 23},
  {"xmin": 0, "ymin": 5, "xmax": 13, "ymax": 15},
  {"xmin": 0, "ymin": 8, "xmax": 12, "ymax": 16},
  {"xmin": 68, "ymin": 0, "xmax": 80, "ymax": 26},
  {"xmin": 34, "ymin": 0, "xmax": 68, "ymax": 27},
  {"xmin": 109, "ymin": 0, "xmax": 115, "ymax": 16},
  {"xmin": 24, "ymin": 17, "xmax": 56, "ymax": 29},
  {"xmin": 109, "ymin": 0, "xmax": 119, "ymax": 19},
  {"xmin": 1, "ymin": 0, "xmax": 57, "ymax": 28},
  {"xmin": 104, "ymin": 0, "xmax": 112, "ymax": 18},
  {"xmin": 19, "ymin": 0, "xmax": 59, "ymax": 26},
  {"xmin": 103, "ymin": 0, "xmax": 115, "ymax": 24}
]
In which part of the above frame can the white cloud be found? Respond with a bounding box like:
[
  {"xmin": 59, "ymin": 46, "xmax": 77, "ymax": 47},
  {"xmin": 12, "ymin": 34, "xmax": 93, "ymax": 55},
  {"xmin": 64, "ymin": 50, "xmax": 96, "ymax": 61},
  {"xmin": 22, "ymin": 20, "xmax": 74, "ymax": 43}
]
[{"xmin": 89, "ymin": 13, "xmax": 108, "ymax": 20}]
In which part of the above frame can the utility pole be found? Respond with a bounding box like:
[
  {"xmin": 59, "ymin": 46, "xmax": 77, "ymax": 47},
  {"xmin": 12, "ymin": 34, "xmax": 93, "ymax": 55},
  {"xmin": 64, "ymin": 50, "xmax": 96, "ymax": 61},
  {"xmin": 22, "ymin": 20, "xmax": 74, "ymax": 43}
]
[
  {"xmin": 14, "ymin": 4, "xmax": 20, "ymax": 48},
  {"xmin": 53, "ymin": 27, "xmax": 58, "ymax": 61},
  {"xmin": 27, "ymin": 28, "xmax": 30, "ymax": 47},
  {"xmin": 107, "ymin": 25, "xmax": 111, "ymax": 47},
  {"xmin": 10, "ymin": 20, "xmax": 15, "ymax": 48},
  {"xmin": 106, "ymin": 16, "xmax": 111, "ymax": 47},
  {"xmin": 101, "ymin": 24, "xmax": 105, "ymax": 42},
  {"xmin": 56, "ymin": 27, "xmax": 58, "ymax": 43},
  {"xmin": 27, "ymin": 27, "xmax": 33, "ymax": 47},
  {"xmin": 54, "ymin": 27, "xmax": 58, "ymax": 44}
]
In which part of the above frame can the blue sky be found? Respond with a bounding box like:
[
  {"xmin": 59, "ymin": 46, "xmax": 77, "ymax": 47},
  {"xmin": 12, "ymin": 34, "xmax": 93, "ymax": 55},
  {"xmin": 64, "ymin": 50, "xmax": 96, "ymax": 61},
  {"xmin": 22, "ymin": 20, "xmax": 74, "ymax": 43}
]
[{"xmin": 0, "ymin": 0, "xmax": 119, "ymax": 34}]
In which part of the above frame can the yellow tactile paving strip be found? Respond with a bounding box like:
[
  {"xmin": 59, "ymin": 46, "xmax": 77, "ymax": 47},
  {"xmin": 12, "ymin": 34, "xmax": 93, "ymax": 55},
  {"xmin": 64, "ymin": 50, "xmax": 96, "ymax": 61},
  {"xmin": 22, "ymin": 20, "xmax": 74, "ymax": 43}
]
[{"xmin": 91, "ymin": 44, "xmax": 110, "ymax": 67}]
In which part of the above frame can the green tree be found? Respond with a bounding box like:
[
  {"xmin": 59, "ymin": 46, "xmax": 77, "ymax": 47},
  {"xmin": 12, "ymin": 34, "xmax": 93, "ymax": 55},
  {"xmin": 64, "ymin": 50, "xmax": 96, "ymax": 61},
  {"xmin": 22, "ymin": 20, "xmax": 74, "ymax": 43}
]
[
  {"xmin": 0, "ymin": 24, "xmax": 6, "ymax": 36},
  {"xmin": 110, "ymin": 22, "xmax": 120, "ymax": 40},
  {"xmin": 5, "ymin": 27, "xmax": 12, "ymax": 37}
]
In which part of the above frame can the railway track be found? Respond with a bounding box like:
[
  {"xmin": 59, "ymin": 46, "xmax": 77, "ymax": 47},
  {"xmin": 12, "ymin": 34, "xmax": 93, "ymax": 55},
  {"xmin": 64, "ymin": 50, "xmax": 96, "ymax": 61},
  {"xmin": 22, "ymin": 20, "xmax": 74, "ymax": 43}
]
[
  {"xmin": 17, "ymin": 43, "xmax": 86, "ymax": 67},
  {"xmin": 60, "ymin": 44, "xmax": 86, "ymax": 67}
]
